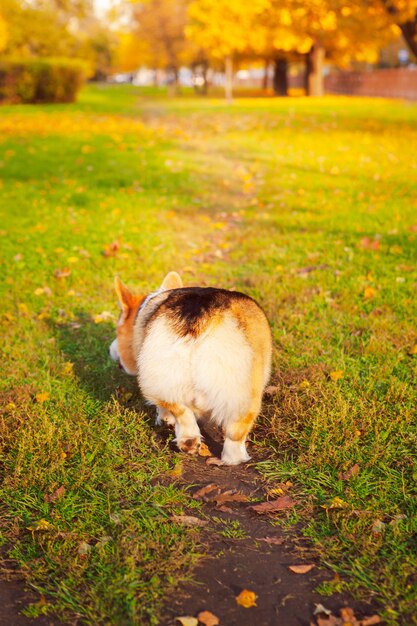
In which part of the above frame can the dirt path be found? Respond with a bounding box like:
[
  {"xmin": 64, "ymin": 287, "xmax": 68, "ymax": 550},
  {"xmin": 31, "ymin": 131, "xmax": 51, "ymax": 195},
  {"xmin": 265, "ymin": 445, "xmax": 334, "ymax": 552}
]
[{"xmin": 163, "ymin": 424, "xmax": 378, "ymax": 626}]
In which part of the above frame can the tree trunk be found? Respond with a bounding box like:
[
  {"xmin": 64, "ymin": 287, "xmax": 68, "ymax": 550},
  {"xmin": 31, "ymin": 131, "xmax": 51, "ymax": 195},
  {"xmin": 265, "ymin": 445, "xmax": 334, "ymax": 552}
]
[
  {"xmin": 167, "ymin": 67, "xmax": 178, "ymax": 96},
  {"xmin": 224, "ymin": 56, "xmax": 233, "ymax": 103},
  {"xmin": 272, "ymin": 58, "xmax": 288, "ymax": 96},
  {"xmin": 263, "ymin": 59, "xmax": 270, "ymax": 90},
  {"xmin": 399, "ymin": 20, "xmax": 417, "ymax": 59},
  {"xmin": 306, "ymin": 43, "xmax": 324, "ymax": 97}
]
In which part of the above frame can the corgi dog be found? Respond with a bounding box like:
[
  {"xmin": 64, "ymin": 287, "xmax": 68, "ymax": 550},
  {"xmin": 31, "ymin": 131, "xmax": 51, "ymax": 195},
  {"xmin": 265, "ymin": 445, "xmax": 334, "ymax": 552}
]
[{"xmin": 109, "ymin": 272, "xmax": 272, "ymax": 465}]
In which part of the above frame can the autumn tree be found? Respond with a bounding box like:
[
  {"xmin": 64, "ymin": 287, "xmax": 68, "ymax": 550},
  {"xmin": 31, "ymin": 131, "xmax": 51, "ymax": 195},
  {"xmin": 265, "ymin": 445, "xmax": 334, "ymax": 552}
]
[
  {"xmin": 186, "ymin": 0, "xmax": 270, "ymax": 101},
  {"xmin": 130, "ymin": 0, "xmax": 190, "ymax": 92}
]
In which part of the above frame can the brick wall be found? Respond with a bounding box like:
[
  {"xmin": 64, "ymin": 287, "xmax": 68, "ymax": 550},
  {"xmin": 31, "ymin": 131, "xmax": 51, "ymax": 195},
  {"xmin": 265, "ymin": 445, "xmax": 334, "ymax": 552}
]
[{"xmin": 324, "ymin": 68, "xmax": 417, "ymax": 100}]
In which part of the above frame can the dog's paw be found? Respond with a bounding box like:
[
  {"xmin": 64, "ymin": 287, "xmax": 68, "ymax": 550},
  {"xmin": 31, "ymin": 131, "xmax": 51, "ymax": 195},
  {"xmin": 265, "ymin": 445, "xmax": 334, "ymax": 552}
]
[
  {"xmin": 177, "ymin": 437, "xmax": 201, "ymax": 455},
  {"xmin": 221, "ymin": 439, "xmax": 251, "ymax": 465}
]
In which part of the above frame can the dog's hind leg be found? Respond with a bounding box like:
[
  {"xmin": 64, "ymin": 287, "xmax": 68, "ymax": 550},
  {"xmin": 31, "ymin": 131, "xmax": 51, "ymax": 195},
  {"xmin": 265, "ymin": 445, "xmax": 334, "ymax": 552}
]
[
  {"xmin": 159, "ymin": 401, "xmax": 201, "ymax": 454},
  {"xmin": 155, "ymin": 405, "xmax": 176, "ymax": 427},
  {"xmin": 221, "ymin": 355, "xmax": 264, "ymax": 465}
]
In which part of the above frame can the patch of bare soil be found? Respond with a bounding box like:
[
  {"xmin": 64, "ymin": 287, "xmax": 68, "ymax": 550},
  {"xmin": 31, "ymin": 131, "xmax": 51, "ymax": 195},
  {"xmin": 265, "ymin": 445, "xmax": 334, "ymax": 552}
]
[{"xmin": 163, "ymin": 424, "xmax": 380, "ymax": 626}]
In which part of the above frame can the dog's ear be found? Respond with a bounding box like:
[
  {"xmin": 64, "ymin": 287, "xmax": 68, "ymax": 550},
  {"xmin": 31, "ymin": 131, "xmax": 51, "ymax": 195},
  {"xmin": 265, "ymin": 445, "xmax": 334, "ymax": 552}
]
[
  {"xmin": 114, "ymin": 276, "xmax": 133, "ymax": 317},
  {"xmin": 160, "ymin": 271, "xmax": 183, "ymax": 291}
]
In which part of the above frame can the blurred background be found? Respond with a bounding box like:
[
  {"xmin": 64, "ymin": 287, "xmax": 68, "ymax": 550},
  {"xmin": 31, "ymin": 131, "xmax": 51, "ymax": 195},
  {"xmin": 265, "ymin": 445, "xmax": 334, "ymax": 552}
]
[{"xmin": 0, "ymin": 0, "xmax": 417, "ymax": 104}]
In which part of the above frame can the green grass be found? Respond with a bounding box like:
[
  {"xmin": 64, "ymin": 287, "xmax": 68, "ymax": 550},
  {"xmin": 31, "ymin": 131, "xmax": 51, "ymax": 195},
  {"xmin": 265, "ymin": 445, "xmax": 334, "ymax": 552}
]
[{"xmin": 1, "ymin": 84, "xmax": 416, "ymax": 625}]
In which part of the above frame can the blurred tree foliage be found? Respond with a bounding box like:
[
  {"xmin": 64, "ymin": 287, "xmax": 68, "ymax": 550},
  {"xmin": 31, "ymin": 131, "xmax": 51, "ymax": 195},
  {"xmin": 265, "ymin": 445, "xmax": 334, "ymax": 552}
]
[{"xmin": 0, "ymin": 0, "xmax": 116, "ymax": 79}]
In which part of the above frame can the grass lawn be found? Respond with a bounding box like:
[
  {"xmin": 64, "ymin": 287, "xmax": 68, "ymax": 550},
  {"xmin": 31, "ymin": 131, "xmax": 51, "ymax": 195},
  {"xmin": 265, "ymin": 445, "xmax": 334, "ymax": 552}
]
[{"xmin": 0, "ymin": 84, "xmax": 416, "ymax": 625}]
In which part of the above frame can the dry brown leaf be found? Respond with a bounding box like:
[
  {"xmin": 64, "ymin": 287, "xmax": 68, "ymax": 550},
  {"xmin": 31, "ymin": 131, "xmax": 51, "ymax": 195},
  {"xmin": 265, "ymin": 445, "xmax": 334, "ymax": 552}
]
[
  {"xmin": 338, "ymin": 464, "xmax": 360, "ymax": 481},
  {"xmin": 212, "ymin": 490, "xmax": 249, "ymax": 506},
  {"xmin": 54, "ymin": 268, "xmax": 71, "ymax": 279},
  {"xmin": 360, "ymin": 237, "xmax": 380, "ymax": 251},
  {"xmin": 250, "ymin": 495, "xmax": 296, "ymax": 514},
  {"xmin": 264, "ymin": 385, "xmax": 278, "ymax": 396},
  {"xmin": 44, "ymin": 485, "xmax": 65, "ymax": 503},
  {"xmin": 316, "ymin": 616, "xmax": 342, "ymax": 626},
  {"xmin": 340, "ymin": 607, "xmax": 359, "ymax": 625},
  {"xmin": 197, "ymin": 610, "xmax": 219, "ymax": 626},
  {"xmin": 289, "ymin": 564, "xmax": 315, "ymax": 574},
  {"xmin": 360, "ymin": 616, "xmax": 381, "ymax": 625},
  {"xmin": 256, "ymin": 536, "xmax": 285, "ymax": 545},
  {"xmin": 206, "ymin": 457, "xmax": 224, "ymax": 466},
  {"xmin": 198, "ymin": 442, "xmax": 212, "ymax": 457},
  {"xmin": 103, "ymin": 240, "xmax": 120, "ymax": 257},
  {"xmin": 171, "ymin": 515, "xmax": 208, "ymax": 527},
  {"xmin": 235, "ymin": 589, "xmax": 257, "ymax": 608},
  {"xmin": 193, "ymin": 484, "xmax": 219, "ymax": 500}
]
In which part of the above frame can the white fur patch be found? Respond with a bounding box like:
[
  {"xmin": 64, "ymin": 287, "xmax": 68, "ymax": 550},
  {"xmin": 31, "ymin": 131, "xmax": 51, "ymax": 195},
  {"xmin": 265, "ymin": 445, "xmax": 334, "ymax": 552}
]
[{"xmin": 138, "ymin": 314, "xmax": 253, "ymax": 429}]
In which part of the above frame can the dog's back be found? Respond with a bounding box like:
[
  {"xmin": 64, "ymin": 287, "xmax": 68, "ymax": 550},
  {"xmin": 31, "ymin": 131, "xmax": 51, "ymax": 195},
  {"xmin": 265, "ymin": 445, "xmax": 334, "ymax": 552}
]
[{"xmin": 136, "ymin": 288, "xmax": 271, "ymax": 456}]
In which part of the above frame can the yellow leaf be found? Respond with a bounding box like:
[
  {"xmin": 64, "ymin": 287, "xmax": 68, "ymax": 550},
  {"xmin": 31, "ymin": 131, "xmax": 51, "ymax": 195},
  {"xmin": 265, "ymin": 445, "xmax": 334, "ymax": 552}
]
[
  {"xmin": 409, "ymin": 345, "xmax": 417, "ymax": 356},
  {"xmin": 236, "ymin": 589, "xmax": 257, "ymax": 608},
  {"xmin": 322, "ymin": 497, "xmax": 347, "ymax": 510},
  {"xmin": 36, "ymin": 392, "xmax": 50, "ymax": 404},
  {"xmin": 175, "ymin": 617, "xmax": 198, "ymax": 626},
  {"xmin": 198, "ymin": 442, "xmax": 212, "ymax": 457},
  {"xmin": 27, "ymin": 519, "xmax": 53, "ymax": 532},
  {"xmin": 67, "ymin": 256, "xmax": 78, "ymax": 263},
  {"xmin": 364, "ymin": 286, "xmax": 376, "ymax": 300},
  {"xmin": 34, "ymin": 287, "xmax": 45, "ymax": 296},
  {"xmin": 63, "ymin": 362, "xmax": 74, "ymax": 375},
  {"xmin": 329, "ymin": 370, "xmax": 344, "ymax": 381}
]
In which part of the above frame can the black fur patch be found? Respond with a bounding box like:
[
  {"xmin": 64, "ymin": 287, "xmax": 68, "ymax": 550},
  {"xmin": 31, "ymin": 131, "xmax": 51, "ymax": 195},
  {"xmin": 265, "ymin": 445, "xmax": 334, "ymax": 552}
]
[{"xmin": 150, "ymin": 287, "xmax": 260, "ymax": 337}]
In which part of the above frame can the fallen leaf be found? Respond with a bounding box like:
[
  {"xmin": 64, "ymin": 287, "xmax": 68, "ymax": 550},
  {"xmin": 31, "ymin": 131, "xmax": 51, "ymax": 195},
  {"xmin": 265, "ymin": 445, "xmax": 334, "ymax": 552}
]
[
  {"xmin": 296, "ymin": 264, "xmax": 330, "ymax": 275},
  {"xmin": 94, "ymin": 311, "xmax": 114, "ymax": 324},
  {"xmin": 78, "ymin": 541, "xmax": 92, "ymax": 557},
  {"xmin": 360, "ymin": 616, "xmax": 381, "ymax": 625},
  {"xmin": 54, "ymin": 268, "xmax": 71, "ymax": 279},
  {"xmin": 321, "ymin": 497, "xmax": 347, "ymax": 510},
  {"xmin": 175, "ymin": 617, "xmax": 198, "ymax": 626},
  {"xmin": 264, "ymin": 385, "xmax": 278, "ymax": 395},
  {"xmin": 338, "ymin": 464, "xmax": 360, "ymax": 481},
  {"xmin": 314, "ymin": 603, "xmax": 332, "ymax": 616},
  {"xmin": 63, "ymin": 362, "xmax": 74, "ymax": 375},
  {"xmin": 193, "ymin": 484, "xmax": 219, "ymax": 500},
  {"xmin": 363, "ymin": 286, "xmax": 376, "ymax": 300},
  {"xmin": 316, "ymin": 616, "xmax": 341, "ymax": 626},
  {"xmin": 360, "ymin": 237, "xmax": 380, "ymax": 251},
  {"xmin": 171, "ymin": 515, "xmax": 208, "ymax": 527},
  {"xmin": 206, "ymin": 457, "xmax": 224, "ymax": 466},
  {"xmin": 256, "ymin": 536, "xmax": 285, "ymax": 545},
  {"xmin": 250, "ymin": 495, "xmax": 296, "ymax": 514},
  {"xmin": 197, "ymin": 610, "xmax": 219, "ymax": 626},
  {"xmin": 236, "ymin": 589, "xmax": 257, "ymax": 608},
  {"xmin": 409, "ymin": 344, "xmax": 417, "ymax": 356},
  {"xmin": 35, "ymin": 392, "xmax": 50, "ymax": 404},
  {"xmin": 289, "ymin": 564, "xmax": 315, "ymax": 574},
  {"xmin": 329, "ymin": 370, "xmax": 344, "ymax": 381},
  {"xmin": 212, "ymin": 490, "xmax": 249, "ymax": 506},
  {"xmin": 103, "ymin": 240, "xmax": 120, "ymax": 257},
  {"xmin": 44, "ymin": 486, "xmax": 65, "ymax": 502},
  {"xmin": 198, "ymin": 442, "xmax": 212, "ymax": 457},
  {"xmin": 27, "ymin": 519, "xmax": 54, "ymax": 532},
  {"xmin": 340, "ymin": 607, "xmax": 358, "ymax": 624},
  {"xmin": 371, "ymin": 519, "xmax": 386, "ymax": 534}
]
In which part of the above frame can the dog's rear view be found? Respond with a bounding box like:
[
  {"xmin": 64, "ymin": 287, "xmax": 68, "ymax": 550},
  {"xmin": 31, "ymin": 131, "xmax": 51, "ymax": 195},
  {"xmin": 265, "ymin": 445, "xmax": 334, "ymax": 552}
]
[{"xmin": 110, "ymin": 272, "xmax": 272, "ymax": 465}]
